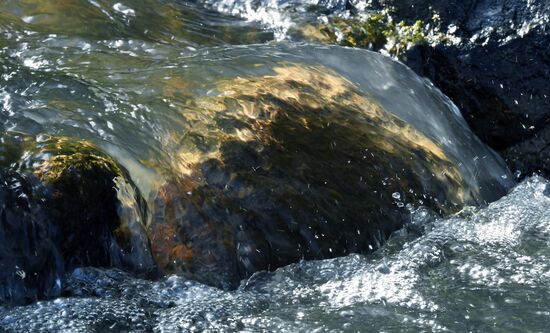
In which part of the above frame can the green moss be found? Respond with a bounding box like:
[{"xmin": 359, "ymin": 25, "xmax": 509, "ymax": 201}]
[
  {"xmin": 319, "ymin": 14, "xmax": 390, "ymax": 50},
  {"xmin": 38, "ymin": 149, "xmax": 124, "ymax": 186},
  {"xmin": 28, "ymin": 137, "xmax": 127, "ymax": 245},
  {"xmin": 318, "ymin": 13, "xmax": 440, "ymax": 58}
]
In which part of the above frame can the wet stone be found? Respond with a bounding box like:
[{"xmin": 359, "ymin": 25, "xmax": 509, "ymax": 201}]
[
  {"xmin": 147, "ymin": 64, "xmax": 511, "ymax": 289},
  {"xmin": 0, "ymin": 133, "xmax": 155, "ymax": 305}
]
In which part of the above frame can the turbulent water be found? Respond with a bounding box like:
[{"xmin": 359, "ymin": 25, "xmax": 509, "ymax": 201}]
[
  {"xmin": 0, "ymin": 177, "xmax": 548, "ymax": 332},
  {"xmin": 0, "ymin": 0, "xmax": 548, "ymax": 332}
]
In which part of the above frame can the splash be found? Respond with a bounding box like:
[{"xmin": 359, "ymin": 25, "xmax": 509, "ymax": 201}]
[{"xmin": 1, "ymin": 177, "xmax": 548, "ymax": 331}]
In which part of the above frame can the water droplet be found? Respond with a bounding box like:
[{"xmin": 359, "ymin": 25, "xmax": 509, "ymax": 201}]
[
  {"xmin": 376, "ymin": 263, "xmax": 390, "ymax": 274},
  {"xmin": 113, "ymin": 3, "xmax": 136, "ymax": 17}
]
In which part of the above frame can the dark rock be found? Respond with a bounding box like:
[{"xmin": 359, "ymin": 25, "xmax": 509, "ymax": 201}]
[
  {"xmin": 352, "ymin": 0, "xmax": 550, "ymax": 174},
  {"xmin": 503, "ymin": 123, "xmax": 550, "ymax": 178},
  {"xmin": 0, "ymin": 170, "xmax": 63, "ymax": 304},
  {"xmin": 0, "ymin": 133, "xmax": 156, "ymax": 305},
  {"xmin": 404, "ymin": 31, "xmax": 549, "ymax": 150}
]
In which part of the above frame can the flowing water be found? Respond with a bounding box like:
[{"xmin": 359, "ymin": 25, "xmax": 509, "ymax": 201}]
[
  {"xmin": 0, "ymin": 1, "xmax": 547, "ymax": 332},
  {"xmin": 0, "ymin": 177, "xmax": 548, "ymax": 332}
]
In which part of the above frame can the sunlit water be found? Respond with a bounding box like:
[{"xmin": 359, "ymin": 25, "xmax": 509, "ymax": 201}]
[{"xmin": 0, "ymin": 1, "xmax": 547, "ymax": 331}]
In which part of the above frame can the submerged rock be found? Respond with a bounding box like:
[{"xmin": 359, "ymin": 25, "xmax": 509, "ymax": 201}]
[
  {"xmin": 147, "ymin": 62, "xmax": 513, "ymax": 288},
  {"xmin": 0, "ymin": 133, "xmax": 155, "ymax": 304}
]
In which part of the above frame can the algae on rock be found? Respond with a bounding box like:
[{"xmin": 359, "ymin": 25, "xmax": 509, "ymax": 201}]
[
  {"xmin": 315, "ymin": 11, "xmax": 445, "ymax": 58},
  {"xmin": 0, "ymin": 133, "xmax": 155, "ymax": 305}
]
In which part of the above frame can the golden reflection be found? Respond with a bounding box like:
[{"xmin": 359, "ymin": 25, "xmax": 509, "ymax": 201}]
[
  {"xmin": 146, "ymin": 64, "xmax": 472, "ymax": 283},
  {"xmin": 165, "ymin": 64, "xmax": 466, "ymax": 204}
]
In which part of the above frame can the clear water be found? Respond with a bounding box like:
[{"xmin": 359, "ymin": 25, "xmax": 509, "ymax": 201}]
[{"xmin": 0, "ymin": 1, "xmax": 547, "ymax": 331}]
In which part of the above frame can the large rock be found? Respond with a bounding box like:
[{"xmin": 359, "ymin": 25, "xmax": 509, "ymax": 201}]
[
  {"xmin": 147, "ymin": 62, "xmax": 513, "ymax": 289},
  {"xmin": 356, "ymin": 0, "xmax": 550, "ymax": 175}
]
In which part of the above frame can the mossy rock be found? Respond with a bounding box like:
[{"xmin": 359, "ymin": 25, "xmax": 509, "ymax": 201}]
[
  {"xmin": 311, "ymin": 12, "xmax": 444, "ymax": 58},
  {"xmin": 148, "ymin": 65, "xmax": 485, "ymax": 288},
  {"xmin": 0, "ymin": 133, "xmax": 155, "ymax": 304}
]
